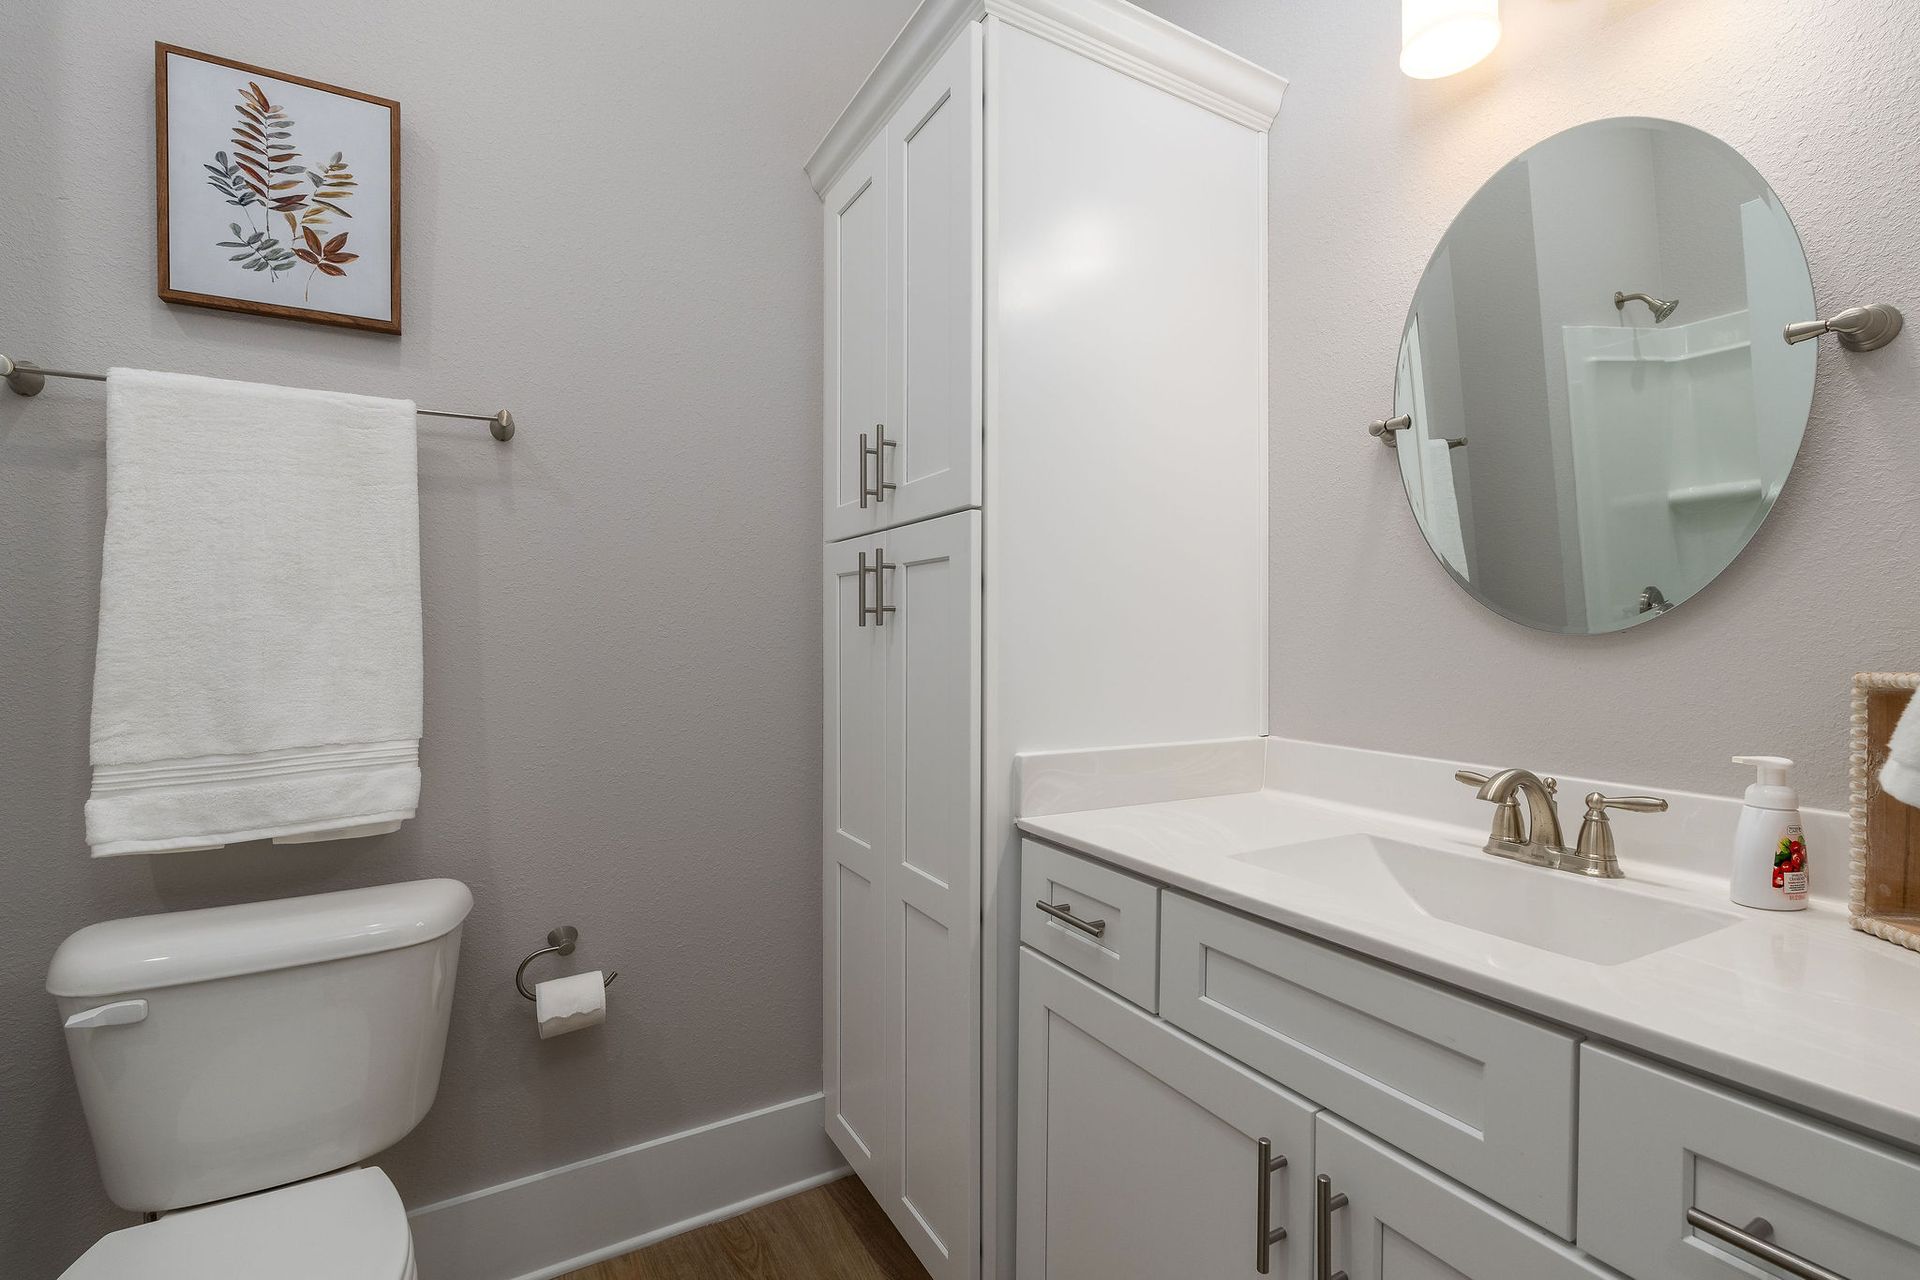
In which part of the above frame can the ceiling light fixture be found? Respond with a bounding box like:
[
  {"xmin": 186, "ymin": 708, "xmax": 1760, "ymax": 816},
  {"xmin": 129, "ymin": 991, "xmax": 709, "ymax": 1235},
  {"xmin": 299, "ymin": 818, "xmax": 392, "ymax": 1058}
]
[{"xmin": 1401, "ymin": 0, "xmax": 1502, "ymax": 79}]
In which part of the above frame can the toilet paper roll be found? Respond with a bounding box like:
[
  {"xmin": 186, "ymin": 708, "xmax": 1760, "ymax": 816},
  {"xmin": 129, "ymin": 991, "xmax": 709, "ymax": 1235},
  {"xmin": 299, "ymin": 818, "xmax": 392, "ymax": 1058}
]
[{"xmin": 535, "ymin": 970, "xmax": 607, "ymax": 1039}]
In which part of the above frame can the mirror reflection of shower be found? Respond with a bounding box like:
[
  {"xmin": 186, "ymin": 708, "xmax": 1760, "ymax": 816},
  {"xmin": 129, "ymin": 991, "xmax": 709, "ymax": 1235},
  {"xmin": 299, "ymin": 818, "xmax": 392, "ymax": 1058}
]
[{"xmin": 1615, "ymin": 290, "xmax": 1680, "ymax": 323}]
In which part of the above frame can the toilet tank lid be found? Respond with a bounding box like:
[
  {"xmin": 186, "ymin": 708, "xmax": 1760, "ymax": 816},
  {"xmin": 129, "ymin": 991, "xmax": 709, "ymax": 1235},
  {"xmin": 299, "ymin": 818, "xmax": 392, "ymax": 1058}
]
[{"xmin": 48, "ymin": 879, "xmax": 473, "ymax": 998}]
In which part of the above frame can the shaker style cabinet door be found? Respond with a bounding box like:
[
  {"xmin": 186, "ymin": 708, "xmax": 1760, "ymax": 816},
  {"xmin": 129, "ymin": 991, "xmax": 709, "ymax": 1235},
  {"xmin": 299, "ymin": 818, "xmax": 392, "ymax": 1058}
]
[
  {"xmin": 823, "ymin": 24, "xmax": 981, "ymax": 543},
  {"xmin": 823, "ymin": 134, "xmax": 890, "ymax": 542},
  {"xmin": 882, "ymin": 20, "xmax": 982, "ymax": 531},
  {"xmin": 1314, "ymin": 1116, "xmax": 1615, "ymax": 1280},
  {"xmin": 1018, "ymin": 948, "xmax": 1317, "ymax": 1280},
  {"xmin": 826, "ymin": 513, "xmax": 982, "ymax": 1279},
  {"xmin": 877, "ymin": 510, "xmax": 982, "ymax": 1279},
  {"xmin": 822, "ymin": 537, "xmax": 890, "ymax": 1184}
]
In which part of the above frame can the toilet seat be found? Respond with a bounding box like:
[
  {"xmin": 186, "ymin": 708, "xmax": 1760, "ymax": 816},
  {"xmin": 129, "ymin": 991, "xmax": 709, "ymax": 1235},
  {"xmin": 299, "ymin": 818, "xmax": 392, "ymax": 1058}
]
[{"xmin": 60, "ymin": 1166, "xmax": 414, "ymax": 1280}]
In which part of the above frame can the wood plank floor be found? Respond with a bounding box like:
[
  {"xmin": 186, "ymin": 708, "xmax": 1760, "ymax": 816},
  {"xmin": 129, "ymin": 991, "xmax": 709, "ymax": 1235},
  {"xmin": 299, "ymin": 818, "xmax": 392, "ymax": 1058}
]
[{"xmin": 555, "ymin": 1176, "xmax": 930, "ymax": 1280}]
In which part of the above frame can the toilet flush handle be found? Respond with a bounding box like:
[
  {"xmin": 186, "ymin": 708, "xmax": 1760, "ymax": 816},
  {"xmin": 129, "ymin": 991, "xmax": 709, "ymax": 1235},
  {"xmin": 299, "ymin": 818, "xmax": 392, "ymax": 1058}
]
[{"xmin": 63, "ymin": 999, "xmax": 147, "ymax": 1030}]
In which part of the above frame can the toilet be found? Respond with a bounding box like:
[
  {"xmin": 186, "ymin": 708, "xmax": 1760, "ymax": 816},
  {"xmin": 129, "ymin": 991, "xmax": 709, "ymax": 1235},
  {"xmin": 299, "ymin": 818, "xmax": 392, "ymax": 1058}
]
[{"xmin": 46, "ymin": 879, "xmax": 473, "ymax": 1279}]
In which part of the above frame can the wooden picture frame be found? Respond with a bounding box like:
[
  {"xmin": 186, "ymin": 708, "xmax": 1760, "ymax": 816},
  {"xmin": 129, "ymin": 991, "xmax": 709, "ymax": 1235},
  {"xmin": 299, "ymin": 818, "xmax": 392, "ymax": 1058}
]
[
  {"xmin": 156, "ymin": 43, "xmax": 401, "ymax": 334},
  {"xmin": 1849, "ymin": 672, "xmax": 1920, "ymax": 953}
]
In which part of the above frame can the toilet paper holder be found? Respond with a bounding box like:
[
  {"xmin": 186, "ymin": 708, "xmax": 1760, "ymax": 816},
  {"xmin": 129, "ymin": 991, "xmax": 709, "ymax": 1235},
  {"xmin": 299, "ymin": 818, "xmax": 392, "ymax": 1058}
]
[{"xmin": 515, "ymin": 925, "xmax": 619, "ymax": 1001}]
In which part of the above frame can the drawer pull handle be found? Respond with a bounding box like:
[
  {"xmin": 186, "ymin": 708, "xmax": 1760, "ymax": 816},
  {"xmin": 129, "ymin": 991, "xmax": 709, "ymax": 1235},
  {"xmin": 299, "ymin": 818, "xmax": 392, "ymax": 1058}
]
[
  {"xmin": 1255, "ymin": 1138, "xmax": 1288, "ymax": 1274},
  {"xmin": 1035, "ymin": 900, "xmax": 1106, "ymax": 938},
  {"xmin": 1686, "ymin": 1208, "xmax": 1849, "ymax": 1280},
  {"xmin": 874, "ymin": 424, "xmax": 897, "ymax": 501},
  {"xmin": 1315, "ymin": 1174, "xmax": 1349, "ymax": 1280},
  {"xmin": 857, "ymin": 426, "xmax": 896, "ymax": 507}
]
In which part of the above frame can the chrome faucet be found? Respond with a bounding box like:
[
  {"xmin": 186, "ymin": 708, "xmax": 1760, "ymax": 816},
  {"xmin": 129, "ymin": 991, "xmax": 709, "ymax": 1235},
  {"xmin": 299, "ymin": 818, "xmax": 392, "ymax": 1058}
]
[{"xmin": 1455, "ymin": 767, "xmax": 1666, "ymax": 879}]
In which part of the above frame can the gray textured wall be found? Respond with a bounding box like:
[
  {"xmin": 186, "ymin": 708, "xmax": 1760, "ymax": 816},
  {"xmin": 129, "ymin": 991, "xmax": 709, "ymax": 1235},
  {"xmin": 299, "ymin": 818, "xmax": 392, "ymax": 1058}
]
[
  {"xmin": 0, "ymin": 1, "xmax": 912, "ymax": 1273},
  {"xmin": 1139, "ymin": 0, "xmax": 1920, "ymax": 807}
]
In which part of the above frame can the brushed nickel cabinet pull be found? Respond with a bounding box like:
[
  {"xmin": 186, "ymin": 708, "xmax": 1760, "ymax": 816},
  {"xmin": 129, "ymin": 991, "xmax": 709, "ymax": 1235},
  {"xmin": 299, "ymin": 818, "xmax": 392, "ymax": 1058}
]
[
  {"xmin": 1315, "ymin": 1174, "xmax": 1349, "ymax": 1280},
  {"xmin": 858, "ymin": 426, "xmax": 892, "ymax": 507},
  {"xmin": 1255, "ymin": 1138, "xmax": 1289, "ymax": 1274},
  {"xmin": 874, "ymin": 550, "xmax": 897, "ymax": 626},
  {"xmin": 875, "ymin": 424, "xmax": 898, "ymax": 501},
  {"xmin": 856, "ymin": 552, "xmax": 871, "ymax": 627},
  {"xmin": 1686, "ymin": 1209, "xmax": 1848, "ymax": 1280},
  {"xmin": 1034, "ymin": 900, "xmax": 1105, "ymax": 938},
  {"xmin": 858, "ymin": 431, "xmax": 871, "ymax": 509}
]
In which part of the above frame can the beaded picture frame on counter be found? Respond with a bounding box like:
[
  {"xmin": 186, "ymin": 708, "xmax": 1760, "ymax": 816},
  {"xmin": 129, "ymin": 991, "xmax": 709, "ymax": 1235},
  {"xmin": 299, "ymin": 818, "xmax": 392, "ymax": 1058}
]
[{"xmin": 1850, "ymin": 672, "xmax": 1920, "ymax": 953}]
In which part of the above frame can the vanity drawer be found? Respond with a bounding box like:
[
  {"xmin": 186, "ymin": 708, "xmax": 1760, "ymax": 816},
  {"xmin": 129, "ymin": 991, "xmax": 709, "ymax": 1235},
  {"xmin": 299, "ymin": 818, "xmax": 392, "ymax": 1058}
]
[
  {"xmin": 1579, "ymin": 1045, "xmax": 1920, "ymax": 1280},
  {"xmin": 1021, "ymin": 840, "xmax": 1160, "ymax": 1010},
  {"xmin": 1158, "ymin": 891, "xmax": 1579, "ymax": 1239}
]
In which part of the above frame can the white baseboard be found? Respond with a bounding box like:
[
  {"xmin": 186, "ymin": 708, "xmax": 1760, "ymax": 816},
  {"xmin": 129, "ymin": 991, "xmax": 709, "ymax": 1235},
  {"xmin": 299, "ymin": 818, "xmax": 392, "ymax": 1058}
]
[{"xmin": 406, "ymin": 1093, "xmax": 849, "ymax": 1280}]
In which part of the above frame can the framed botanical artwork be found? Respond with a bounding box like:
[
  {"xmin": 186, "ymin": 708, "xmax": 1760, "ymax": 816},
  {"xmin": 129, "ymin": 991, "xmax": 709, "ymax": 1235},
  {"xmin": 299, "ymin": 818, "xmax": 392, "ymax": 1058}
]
[{"xmin": 156, "ymin": 44, "xmax": 401, "ymax": 334}]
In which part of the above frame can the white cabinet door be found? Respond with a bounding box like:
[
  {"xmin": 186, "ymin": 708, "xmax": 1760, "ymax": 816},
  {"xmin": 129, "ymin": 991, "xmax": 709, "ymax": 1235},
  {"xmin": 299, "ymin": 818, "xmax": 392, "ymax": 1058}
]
[
  {"xmin": 878, "ymin": 510, "xmax": 982, "ymax": 1279},
  {"xmin": 1019, "ymin": 947, "xmax": 1317, "ymax": 1280},
  {"xmin": 827, "ymin": 513, "xmax": 982, "ymax": 1278},
  {"xmin": 884, "ymin": 20, "xmax": 982, "ymax": 531},
  {"xmin": 823, "ymin": 538, "xmax": 889, "ymax": 1182},
  {"xmin": 824, "ymin": 26, "xmax": 981, "ymax": 543},
  {"xmin": 824, "ymin": 134, "xmax": 890, "ymax": 542},
  {"xmin": 1315, "ymin": 1116, "xmax": 1615, "ymax": 1280}
]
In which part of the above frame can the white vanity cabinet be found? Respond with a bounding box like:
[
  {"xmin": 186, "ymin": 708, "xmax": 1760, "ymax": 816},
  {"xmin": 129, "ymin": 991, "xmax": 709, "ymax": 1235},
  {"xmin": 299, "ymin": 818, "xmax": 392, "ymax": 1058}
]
[
  {"xmin": 1018, "ymin": 949, "xmax": 1316, "ymax": 1279},
  {"xmin": 1017, "ymin": 840, "xmax": 1920, "ymax": 1280},
  {"xmin": 813, "ymin": 4, "xmax": 1283, "ymax": 1276}
]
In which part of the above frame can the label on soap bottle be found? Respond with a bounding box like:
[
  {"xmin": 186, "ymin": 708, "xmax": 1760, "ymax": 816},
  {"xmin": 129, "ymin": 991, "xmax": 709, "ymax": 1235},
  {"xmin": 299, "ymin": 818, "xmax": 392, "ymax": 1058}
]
[{"xmin": 1772, "ymin": 826, "xmax": 1808, "ymax": 900}]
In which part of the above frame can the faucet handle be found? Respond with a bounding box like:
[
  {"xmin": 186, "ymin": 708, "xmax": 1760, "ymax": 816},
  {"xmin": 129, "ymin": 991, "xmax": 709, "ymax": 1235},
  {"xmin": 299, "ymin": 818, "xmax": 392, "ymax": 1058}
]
[
  {"xmin": 1570, "ymin": 792, "xmax": 1669, "ymax": 878},
  {"xmin": 1454, "ymin": 770, "xmax": 1489, "ymax": 787},
  {"xmin": 1585, "ymin": 792, "xmax": 1667, "ymax": 814}
]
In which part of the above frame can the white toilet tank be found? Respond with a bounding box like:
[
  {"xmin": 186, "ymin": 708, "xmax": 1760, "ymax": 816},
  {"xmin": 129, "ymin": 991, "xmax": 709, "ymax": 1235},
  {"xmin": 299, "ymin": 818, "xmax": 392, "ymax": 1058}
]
[{"xmin": 47, "ymin": 879, "xmax": 472, "ymax": 1214}]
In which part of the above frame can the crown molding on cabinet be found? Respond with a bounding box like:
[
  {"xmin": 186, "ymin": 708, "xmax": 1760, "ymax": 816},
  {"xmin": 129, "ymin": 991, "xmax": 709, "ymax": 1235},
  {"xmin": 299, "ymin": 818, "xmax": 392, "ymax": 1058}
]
[{"xmin": 805, "ymin": 0, "xmax": 1288, "ymax": 195}]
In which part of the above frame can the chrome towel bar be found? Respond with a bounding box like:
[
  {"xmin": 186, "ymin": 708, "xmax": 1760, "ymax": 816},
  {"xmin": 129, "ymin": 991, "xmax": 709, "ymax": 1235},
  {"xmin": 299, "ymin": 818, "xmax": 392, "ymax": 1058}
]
[{"xmin": 1, "ymin": 353, "xmax": 516, "ymax": 441}]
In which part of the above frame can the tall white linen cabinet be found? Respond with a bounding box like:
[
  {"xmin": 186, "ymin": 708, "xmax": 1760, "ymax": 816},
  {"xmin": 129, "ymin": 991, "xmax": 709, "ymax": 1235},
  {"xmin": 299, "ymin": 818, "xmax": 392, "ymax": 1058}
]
[{"xmin": 809, "ymin": 3, "xmax": 1283, "ymax": 1276}]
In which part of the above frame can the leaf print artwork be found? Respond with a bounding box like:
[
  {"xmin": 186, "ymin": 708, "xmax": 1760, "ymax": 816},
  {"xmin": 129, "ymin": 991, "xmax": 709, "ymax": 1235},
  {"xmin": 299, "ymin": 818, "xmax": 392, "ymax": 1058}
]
[
  {"xmin": 160, "ymin": 45, "xmax": 399, "ymax": 331},
  {"xmin": 205, "ymin": 82, "xmax": 354, "ymax": 291}
]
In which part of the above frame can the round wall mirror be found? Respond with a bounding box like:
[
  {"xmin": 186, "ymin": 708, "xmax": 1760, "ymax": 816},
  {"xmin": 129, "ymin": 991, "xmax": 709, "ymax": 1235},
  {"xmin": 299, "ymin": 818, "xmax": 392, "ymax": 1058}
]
[{"xmin": 1390, "ymin": 117, "xmax": 1816, "ymax": 634}]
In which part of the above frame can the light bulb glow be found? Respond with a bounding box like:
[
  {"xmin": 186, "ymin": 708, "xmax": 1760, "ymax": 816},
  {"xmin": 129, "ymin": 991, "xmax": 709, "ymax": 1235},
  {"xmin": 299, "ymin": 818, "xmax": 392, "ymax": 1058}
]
[{"xmin": 1401, "ymin": 0, "xmax": 1502, "ymax": 79}]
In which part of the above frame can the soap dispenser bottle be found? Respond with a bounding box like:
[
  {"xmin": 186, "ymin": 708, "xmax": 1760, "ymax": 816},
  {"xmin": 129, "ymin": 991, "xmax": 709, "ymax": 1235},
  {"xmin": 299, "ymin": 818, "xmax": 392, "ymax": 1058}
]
[{"xmin": 1730, "ymin": 755, "xmax": 1808, "ymax": 911}]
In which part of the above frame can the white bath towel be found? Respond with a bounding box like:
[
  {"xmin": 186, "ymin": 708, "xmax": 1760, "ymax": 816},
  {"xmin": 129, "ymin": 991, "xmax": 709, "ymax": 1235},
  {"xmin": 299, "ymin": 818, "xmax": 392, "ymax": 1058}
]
[
  {"xmin": 1882, "ymin": 694, "xmax": 1920, "ymax": 809},
  {"xmin": 85, "ymin": 369, "xmax": 422, "ymax": 856}
]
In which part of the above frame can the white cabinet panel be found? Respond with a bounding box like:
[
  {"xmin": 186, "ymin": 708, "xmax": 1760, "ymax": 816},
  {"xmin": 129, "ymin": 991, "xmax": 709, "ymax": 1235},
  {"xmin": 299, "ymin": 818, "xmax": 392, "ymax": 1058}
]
[
  {"xmin": 887, "ymin": 22, "xmax": 982, "ymax": 529},
  {"xmin": 1579, "ymin": 1045, "xmax": 1920, "ymax": 1280},
  {"xmin": 824, "ymin": 136, "xmax": 890, "ymax": 542},
  {"xmin": 823, "ymin": 539, "xmax": 888, "ymax": 1178},
  {"xmin": 1158, "ymin": 892, "xmax": 1579, "ymax": 1238},
  {"xmin": 1019, "ymin": 948, "xmax": 1317, "ymax": 1280},
  {"xmin": 1316, "ymin": 1116, "xmax": 1614, "ymax": 1280},
  {"xmin": 880, "ymin": 511, "xmax": 982, "ymax": 1280}
]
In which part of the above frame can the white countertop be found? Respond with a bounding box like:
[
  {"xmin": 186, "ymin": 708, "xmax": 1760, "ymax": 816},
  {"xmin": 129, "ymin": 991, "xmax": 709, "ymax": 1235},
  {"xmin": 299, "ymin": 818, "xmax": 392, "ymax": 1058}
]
[{"xmin": 1019, "ymin": 786, "xmax": 1920, "ymax": 1152}]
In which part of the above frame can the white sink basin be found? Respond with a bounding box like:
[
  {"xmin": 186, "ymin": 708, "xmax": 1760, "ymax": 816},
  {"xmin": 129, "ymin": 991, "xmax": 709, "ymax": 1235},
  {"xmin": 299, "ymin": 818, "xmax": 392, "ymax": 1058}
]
[{"xmin": 1231, "ymin": 834, "xmax": 1739, "ymax": 965}]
